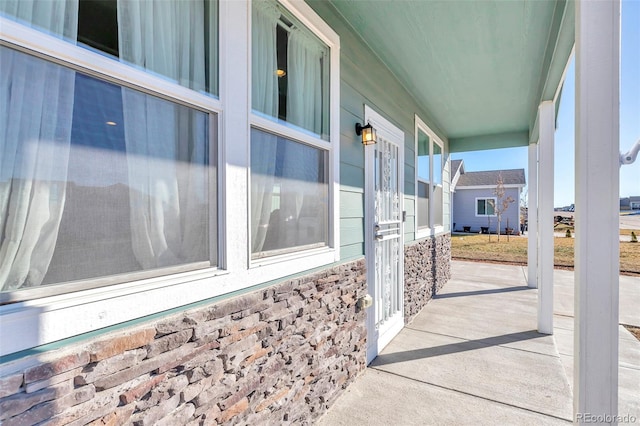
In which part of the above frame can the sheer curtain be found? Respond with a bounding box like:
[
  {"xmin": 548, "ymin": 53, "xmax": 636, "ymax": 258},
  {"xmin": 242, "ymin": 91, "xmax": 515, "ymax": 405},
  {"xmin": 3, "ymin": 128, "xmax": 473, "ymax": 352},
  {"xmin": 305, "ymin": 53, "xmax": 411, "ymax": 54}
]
[
  {"xmin": 287, "ymin": 28, "xmax": 324, "ymax": 135},
  {"xmin": 0, "ymin": 1, "xmax": 78, "ymax": 290},
  {"xmin": 250, "ymin": 0, "xmax": 279, "ymax": 254},
  {"xmin": 281, "ymin": 28, "xmax": 325, "ymax": 244},
  {"xmin": 117, "ymin": 0, "xmax": 210, "ymax": 269}
]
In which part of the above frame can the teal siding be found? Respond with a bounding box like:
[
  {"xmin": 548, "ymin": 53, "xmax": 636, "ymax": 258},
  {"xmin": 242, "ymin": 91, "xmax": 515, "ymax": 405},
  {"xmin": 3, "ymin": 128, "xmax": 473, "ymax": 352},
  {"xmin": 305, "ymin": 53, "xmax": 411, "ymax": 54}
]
[
  {"xmin": 308, "ymin": 0, "xmax": 450, "ymax": 255},
  {"xmin": 341, "ymin": 243, "xmax": 365, "ymax": 261},
  {"xmin": 341, "ymin": 191, "xmax": 364, "ymax": 218},
  {"xmin": 340, "ymin": 218, "xmax": 364, "ymax": 245},
  {"xmin": 340, "ymin": 163, "xmax": 364, "ymax": 193}
]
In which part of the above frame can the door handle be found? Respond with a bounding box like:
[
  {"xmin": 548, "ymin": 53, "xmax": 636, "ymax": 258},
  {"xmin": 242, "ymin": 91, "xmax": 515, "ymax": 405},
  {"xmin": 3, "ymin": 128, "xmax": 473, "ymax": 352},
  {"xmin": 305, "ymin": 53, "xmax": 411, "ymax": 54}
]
[{"xmin": 374, "ymin": 224, "xmax": 383, "ymax": 240}]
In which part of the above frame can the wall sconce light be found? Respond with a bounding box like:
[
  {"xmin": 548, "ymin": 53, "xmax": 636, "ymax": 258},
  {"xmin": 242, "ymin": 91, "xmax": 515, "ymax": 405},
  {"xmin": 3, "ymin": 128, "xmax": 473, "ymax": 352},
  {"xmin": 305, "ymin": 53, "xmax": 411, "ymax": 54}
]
[{"xmin": 356, "ymin": 122, "xmax": 376, "ymax": 145}]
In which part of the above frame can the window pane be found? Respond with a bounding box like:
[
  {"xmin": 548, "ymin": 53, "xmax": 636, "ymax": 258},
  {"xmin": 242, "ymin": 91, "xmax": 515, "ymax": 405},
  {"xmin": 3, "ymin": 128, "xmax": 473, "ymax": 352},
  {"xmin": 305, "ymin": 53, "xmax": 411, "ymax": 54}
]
[
  {"xmin": 251, "ymin": 128, "xmax": 328, "ymax": 258},
  {"xmin": 417, "ymin": 130, "xmax": 430, "ymax": 181},
  {"xmin": 487, "ymin": 200, "xmax": 496, "ymax": 215},
  {"xmin": 477, "ymin": 200, "xmax": 486, "ymax": 215},
  {"xmin": 433, "ymin": 143, "xmax": 442, "ymax": 185},
  {"xmin": 433, "ymin": 185, "xmax": 443, "ymax": 226},
  {"xmin": 1, "ymin": 0, "xmax": 219, "ymax": 96},
  {"xmin": 417, "ymin": 181, "xmax": 430, "ymax": 229},
  {"xmin": 252, "ymin": 0, "xmax": 329, "ymax": 139},
  {"xmin": 1, "ymin": 48, "xmax": 214, "ymax": 293}
]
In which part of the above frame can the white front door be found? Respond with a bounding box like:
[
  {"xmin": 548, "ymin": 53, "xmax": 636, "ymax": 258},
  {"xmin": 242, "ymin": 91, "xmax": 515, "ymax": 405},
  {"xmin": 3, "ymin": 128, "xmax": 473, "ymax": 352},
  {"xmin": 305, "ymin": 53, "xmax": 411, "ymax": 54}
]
[{"xmin": 364, "ymin": 106, "xmax": 404, "ymax": 364}]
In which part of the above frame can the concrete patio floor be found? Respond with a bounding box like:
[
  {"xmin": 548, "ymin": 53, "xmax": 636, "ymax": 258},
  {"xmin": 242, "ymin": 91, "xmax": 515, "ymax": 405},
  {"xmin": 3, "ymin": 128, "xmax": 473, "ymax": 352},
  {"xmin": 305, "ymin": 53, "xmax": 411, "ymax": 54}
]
[{"xmin": 318, "ymin": 260, "xmax": 640, "ymax": 425}]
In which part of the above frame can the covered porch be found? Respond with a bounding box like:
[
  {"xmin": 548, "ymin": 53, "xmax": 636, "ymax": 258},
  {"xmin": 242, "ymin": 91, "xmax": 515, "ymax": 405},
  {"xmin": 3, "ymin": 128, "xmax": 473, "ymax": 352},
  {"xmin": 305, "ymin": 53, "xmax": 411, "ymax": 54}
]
[
  {"xmin": 319, "ymin": 261, "xmax": 640, "ymax": 425},
  {"xmin": 318, "ymin": 0, "xmax": 623, "ymax": 418}
]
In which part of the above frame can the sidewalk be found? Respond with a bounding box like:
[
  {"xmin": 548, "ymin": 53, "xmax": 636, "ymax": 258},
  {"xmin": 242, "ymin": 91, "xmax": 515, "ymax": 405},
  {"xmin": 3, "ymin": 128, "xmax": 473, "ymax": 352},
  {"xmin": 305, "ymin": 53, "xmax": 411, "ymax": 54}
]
[{"xmin": 318, "ymin": 261, "xmax": 640, "ymax": 425}]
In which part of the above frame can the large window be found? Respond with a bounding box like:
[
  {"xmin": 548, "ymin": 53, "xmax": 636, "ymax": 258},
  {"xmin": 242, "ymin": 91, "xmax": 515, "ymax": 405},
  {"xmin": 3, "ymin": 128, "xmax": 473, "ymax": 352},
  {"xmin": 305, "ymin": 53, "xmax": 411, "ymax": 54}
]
[
  {"xmin": 250, "ymin": 0, "xmax": 334, "ymax": 261},
  {"xmin": 0, "ymin": 0, "xmax": 219, "ymax": 301},
  {"xmin": 0, "ymin": 0, "xmax": 339, "ymax": 355},
  {"xmin": 415, "ymin": 117, "xmax": 444, "ymax": 236}
]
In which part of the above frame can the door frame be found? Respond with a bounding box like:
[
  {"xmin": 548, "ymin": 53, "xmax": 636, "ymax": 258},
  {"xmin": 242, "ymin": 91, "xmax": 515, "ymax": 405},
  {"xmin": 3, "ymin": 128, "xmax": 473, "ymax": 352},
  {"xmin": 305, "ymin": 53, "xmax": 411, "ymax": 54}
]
[{"xmin": 363, "ymin": 105, "xmax": 405, "ymax": 364}]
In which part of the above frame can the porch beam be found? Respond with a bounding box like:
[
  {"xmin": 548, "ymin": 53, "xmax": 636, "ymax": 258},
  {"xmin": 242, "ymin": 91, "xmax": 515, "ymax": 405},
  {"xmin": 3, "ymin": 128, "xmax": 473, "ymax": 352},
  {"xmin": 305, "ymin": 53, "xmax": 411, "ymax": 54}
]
[
  {"xmin": 527, "ymin": 142, "xmax": 538, "ymax": 289},
  {"xmin": 537, "ymin": 101, "xmax": 554, "ymax": 334},
  {"xmin": 574, "ymin": 0, "xmax": 620, "ymax": 419},
  {"xmin": 448, "ymin": 130, "xmax": 529, "ymax": 153}
]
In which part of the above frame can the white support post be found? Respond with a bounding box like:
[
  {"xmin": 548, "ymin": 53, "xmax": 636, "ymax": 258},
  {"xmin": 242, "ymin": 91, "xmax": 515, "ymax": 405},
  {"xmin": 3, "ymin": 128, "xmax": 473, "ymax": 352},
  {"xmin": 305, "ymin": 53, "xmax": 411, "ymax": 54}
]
[
  {"xmin": 537, "ymin": 101, "xmax": 554, "ymax": 335},
  {"xmin": 527, "ymin": 142, "xmax": 538, "ymax": 289},
  {"xmin": 574, "ymin": 0, "xmax": 620, "ymax": 420}
]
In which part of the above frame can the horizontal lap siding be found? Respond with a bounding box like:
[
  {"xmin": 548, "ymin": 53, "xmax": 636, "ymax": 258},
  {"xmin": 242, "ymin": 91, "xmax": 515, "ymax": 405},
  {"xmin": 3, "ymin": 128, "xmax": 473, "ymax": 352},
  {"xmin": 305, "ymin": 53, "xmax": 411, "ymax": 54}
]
[{"xmin": 308, "ymin": 1, "xmax": 449, "ymax": 251}]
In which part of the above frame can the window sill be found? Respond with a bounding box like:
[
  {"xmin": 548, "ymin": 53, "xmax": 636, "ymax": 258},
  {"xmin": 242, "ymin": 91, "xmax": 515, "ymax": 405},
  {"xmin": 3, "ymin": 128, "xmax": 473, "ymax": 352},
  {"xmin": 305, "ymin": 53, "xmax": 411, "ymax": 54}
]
[
  {"xmin": 0, "ymin": 267, "xmax": 234, "ymax": 357},
  {"xmin": 248, "ymin": 247, "xmax": 338, "ymax": 284},
  {"xmin": 0, "ymin": 245, "xmax": 340, "ymax": 357},
  {"xmin": 416, "ymin": 225, "xmax": 448, "ymax": 240}
]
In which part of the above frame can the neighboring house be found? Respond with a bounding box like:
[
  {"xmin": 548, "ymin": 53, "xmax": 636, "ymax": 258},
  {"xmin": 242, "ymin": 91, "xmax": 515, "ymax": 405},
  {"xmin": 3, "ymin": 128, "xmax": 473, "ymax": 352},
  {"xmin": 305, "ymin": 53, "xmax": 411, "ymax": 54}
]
[
  {"xmin": 621, "ymin": 196, "xmax": 640, "ymax": 210},
  {"xmin": 0, "ymin": 0, "xmax": 582, "ymax": 424},
  {"xmin": 451, "ymin": 161, "xmax": 526, "ymax": 234}
]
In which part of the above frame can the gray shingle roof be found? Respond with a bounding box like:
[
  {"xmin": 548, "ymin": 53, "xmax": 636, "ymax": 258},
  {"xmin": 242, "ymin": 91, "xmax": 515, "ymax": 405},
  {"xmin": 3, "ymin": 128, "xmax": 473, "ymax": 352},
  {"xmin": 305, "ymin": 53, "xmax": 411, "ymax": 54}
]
[
  {"xmin": 451, "ymin": 159, "xmax": 463, "ymax": 177},
  {"xmin": 456, "ymin": 168, "xmax": 526, "ymax": 187}
]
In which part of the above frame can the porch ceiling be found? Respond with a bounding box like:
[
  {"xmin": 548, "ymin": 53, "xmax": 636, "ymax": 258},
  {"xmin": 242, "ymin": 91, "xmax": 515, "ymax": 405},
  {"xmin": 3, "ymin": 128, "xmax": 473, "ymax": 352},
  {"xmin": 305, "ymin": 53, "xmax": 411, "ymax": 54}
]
[{"xmin": 328, "ymin": 0, "xmax": 574, "ymax": 152}]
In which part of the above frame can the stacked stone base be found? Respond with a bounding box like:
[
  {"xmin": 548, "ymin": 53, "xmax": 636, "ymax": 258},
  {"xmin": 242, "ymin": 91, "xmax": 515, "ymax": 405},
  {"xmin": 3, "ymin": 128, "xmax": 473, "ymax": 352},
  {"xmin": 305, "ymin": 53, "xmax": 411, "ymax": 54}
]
[
  {"xmin": 404, "ymin": 233, "xmax": 451, "ymax": 323},
  {"xmin": 0, "ymin": 259, "xmax": 367, "ymax": 425}
]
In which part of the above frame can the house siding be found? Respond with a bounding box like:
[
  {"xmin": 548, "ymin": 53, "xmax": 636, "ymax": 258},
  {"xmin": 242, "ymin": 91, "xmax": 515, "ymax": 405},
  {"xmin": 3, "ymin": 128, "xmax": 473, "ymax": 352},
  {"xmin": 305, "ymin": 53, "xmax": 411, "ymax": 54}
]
[
  {"xmin": 453, "ymin": 187, "xmax": 522, "ymax": 233},
  {"xmin": 307, "ymin": 1, "xmax": 449, "ymax": 249}
]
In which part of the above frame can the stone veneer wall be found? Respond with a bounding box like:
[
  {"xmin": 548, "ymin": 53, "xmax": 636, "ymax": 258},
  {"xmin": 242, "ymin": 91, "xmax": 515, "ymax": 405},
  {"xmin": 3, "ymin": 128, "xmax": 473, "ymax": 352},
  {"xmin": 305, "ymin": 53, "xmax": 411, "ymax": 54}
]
[
  {"xmin": 0, "ymin": 259, "xmax": 367, "ymax": 426},
  {"xmin": 404, "ymin": 233, "xmax": 451, "ymax": 323}
]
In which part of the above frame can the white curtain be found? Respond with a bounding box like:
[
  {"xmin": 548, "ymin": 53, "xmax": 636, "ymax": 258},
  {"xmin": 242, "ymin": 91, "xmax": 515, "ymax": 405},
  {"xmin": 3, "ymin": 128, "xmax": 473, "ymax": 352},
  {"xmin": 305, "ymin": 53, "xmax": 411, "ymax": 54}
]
[
  {"xmin": 117, "ymin": 0, "xmax": 210, "ymax": 269},
  {"xmin": 0, "ymin": 1, "xmax": 78, "ymax": 290},
  {"xmin": 286, "ymin": 28, "xmax": 325, "ymax": 135},
  {"xmin": 250, "ymin": 0, "xmax": 279, "ymax": 254},
  {"xmin": 281, "ymin": 28, "xmax": 325, "ymax": 243}
]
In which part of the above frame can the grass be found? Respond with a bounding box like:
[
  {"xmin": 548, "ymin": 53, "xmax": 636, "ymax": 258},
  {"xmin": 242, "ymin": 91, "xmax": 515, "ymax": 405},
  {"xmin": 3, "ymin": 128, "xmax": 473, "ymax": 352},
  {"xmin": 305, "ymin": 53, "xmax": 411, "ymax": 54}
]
[{"xmin": 451, "ymin": 234, "xmax": 640, "ymax": 275}]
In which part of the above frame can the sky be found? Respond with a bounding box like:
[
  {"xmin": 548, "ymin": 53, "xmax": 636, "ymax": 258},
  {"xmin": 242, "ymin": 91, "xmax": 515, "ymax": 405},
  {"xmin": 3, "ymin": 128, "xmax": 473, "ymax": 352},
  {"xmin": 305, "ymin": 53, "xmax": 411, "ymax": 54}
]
[{"xmin": 452, "ymin": 0, "xmax": 640, "ymax": 208}]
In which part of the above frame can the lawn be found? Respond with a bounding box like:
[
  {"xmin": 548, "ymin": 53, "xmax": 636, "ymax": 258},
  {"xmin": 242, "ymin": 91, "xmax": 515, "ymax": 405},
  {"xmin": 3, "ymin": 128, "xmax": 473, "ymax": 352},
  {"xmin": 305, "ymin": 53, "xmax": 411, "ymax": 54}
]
[{"xmin": 451, "ymin": 234, "xmax": 640, "ymax": 275}]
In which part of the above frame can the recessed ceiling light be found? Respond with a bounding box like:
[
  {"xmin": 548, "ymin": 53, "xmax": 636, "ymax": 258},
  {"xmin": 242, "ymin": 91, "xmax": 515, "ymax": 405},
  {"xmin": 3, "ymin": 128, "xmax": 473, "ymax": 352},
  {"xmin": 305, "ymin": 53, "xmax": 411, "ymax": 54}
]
[{"xmin": 106, "ymin": 121, "xmax": 117, "ymax": 126}]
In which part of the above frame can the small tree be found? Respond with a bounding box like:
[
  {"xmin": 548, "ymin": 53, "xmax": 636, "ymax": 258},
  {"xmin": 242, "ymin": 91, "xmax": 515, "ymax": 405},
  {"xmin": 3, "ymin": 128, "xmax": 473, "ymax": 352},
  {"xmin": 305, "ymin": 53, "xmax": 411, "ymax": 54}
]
[{"xmin": 492, "ymin": 172, "xmax": 515, "ymax": 242}]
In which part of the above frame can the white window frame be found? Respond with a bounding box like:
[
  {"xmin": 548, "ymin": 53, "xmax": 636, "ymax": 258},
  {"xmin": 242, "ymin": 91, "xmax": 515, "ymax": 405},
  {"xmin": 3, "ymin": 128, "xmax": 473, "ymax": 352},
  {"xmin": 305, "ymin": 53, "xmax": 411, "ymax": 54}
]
[
  {"xmin": 415, "ymin": 115, "xmax": 444, "ymax": 238},
  {"xmin": 0, "ymin": 0, "xmax": 341, "ymax": 357},
  {"xmin": 475, "ymin": 197, "xmax": 498, "ymax": 217},
  {"xmin": 247, "ymin": 0, "xmax": 340, "ymax": 279},
  {"xmin": 0, "ymin": 17, "xmax": 225, "ymax": 356}
]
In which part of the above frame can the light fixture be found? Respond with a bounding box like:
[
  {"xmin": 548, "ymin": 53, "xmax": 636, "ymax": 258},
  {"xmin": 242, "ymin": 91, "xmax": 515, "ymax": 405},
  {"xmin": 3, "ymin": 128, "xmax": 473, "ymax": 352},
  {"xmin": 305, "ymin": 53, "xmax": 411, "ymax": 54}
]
[
  {"xmin": 355, "ymin": 122, "xmax": 376, "ymax": 145},
  {"xmin": 106, "ymin": 121, "xmax": 117, "ymax": 126},
  {"xmin": 275, "ymin": 69, "xmax": 286, "ymax": 77}
]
